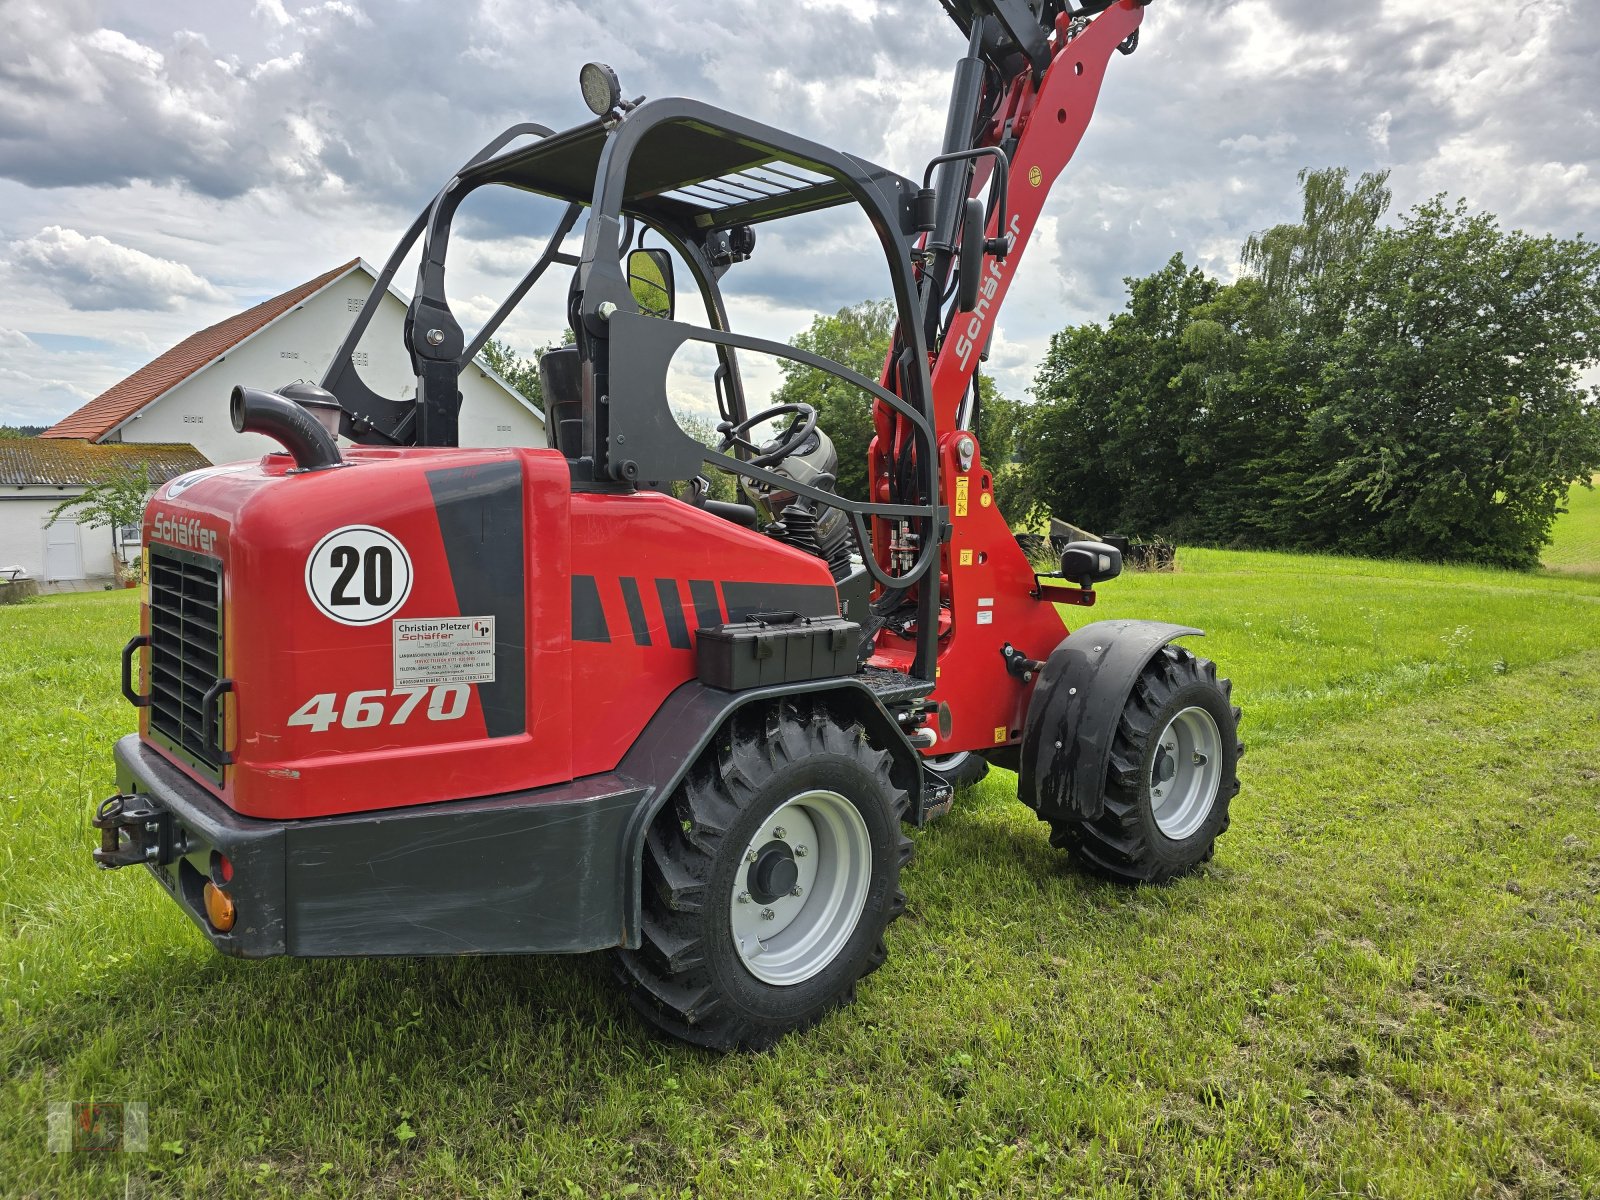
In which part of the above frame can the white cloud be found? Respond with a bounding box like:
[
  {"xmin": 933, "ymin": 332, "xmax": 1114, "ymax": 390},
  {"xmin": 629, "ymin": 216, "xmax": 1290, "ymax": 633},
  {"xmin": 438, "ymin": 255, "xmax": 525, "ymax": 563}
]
[
  {"xmin": 1368, "ymin": 111, "xmax": 1393, "ymax": 153},
  {"xmin": 5, "ymin": 226, "xmax": 227, "ymax": 311},
  {"xmin": 1219, "ymin": 132, "xmax": 1298, "ymax": 159}
]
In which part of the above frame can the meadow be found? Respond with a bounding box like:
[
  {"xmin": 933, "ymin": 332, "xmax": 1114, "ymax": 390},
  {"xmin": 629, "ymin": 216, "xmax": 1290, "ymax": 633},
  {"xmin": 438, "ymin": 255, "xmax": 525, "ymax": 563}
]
[
  {"xmin": 2, "ymin": 541, "xmax": 1597, "ymax": 1198},
  {"xmin": 1544, "ymin": 478, "xmax": 1600, "ymax": 574}
]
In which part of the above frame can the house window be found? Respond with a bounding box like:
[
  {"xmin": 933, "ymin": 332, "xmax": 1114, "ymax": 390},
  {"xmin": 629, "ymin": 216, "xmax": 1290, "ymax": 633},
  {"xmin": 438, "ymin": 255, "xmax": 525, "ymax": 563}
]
[{"xmin": 118, "ymin": 525, "xmax": 141, "ymax": 544}]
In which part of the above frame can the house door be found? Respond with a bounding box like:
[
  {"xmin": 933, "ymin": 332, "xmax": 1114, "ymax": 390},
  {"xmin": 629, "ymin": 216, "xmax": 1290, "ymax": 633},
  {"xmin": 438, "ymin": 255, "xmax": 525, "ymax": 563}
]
[{"xmin": 43, "ymin": 516, "xmax": 84, "ymax": 581}]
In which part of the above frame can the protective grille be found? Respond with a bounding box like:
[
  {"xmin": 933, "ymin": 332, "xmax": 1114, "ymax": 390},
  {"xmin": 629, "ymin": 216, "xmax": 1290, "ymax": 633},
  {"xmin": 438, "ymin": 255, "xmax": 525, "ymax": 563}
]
[{"xmin": 147, "ymin": 546, "xmax": 224, "ymax": 778}]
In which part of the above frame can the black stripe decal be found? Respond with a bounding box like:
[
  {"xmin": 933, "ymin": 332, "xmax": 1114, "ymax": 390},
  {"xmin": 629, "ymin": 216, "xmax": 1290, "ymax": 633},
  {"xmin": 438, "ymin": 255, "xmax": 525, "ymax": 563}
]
[
  {"xmin": 619, "ymin": 577, "xmax": 651, "ymax": 646},
  {"xmin": 689, "ymin": 579, "xmax": 722, "ymax": 631},
  {"xmin": 426, "ymin": 462, "xmax": 526, "ymax": 738},
  {"xmin": 721, "ymin": 581, "xmax": 838, "ymax": 623},
  {"xmin": 655, "ymin": 578, "xmax": 691, "ymax": 650},
  {"xmin": 572, "ymin": 575, "xmax": 610, "ymax": 643}
]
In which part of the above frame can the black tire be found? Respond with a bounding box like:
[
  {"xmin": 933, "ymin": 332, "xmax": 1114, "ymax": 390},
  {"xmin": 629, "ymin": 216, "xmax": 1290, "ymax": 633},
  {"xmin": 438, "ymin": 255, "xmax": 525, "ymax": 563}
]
[
  {"xmin": 924, "ymin": 751, "xmax": 989, "ymax": 791},
  {"xmin": 613, "ymin": 698, "xmax": 913, "ymax": 1051},
  {"xmin": 1049, "ymin": 644, "xmax": 1241, "ymax": 884}
]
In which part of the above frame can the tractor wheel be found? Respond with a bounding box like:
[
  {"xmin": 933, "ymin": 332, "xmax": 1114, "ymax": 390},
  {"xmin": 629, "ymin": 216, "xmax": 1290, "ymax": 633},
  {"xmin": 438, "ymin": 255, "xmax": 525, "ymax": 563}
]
[
  {"xmin": 1049, "ymin": 644, "xmax": 1241, "ymax": 884},
  {"xmin": 614, "ymin": 698, "xmax": 912, "ymax": 1051},
  {"xmin": 924, "ymin": 751, "xmax": 989, "ymax": 791}
]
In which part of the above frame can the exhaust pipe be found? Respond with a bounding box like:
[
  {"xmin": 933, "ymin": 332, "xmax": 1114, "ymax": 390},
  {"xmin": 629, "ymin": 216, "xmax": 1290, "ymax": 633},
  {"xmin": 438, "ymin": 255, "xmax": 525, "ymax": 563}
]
[{"xmin": 230, "ymin": 386, "xmax": 343, "ymax": 472}]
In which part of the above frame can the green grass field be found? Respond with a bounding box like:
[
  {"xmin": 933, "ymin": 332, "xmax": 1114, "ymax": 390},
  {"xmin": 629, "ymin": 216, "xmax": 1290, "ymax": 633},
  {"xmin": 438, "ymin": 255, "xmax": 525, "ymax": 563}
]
[
  {"xmin": 1544, "ymin": 477, "xmax": 1600, "ymax": 574},
  {"xmin": 3, "ymin": 550, "xmax": 1598, "ymax": 1198}
]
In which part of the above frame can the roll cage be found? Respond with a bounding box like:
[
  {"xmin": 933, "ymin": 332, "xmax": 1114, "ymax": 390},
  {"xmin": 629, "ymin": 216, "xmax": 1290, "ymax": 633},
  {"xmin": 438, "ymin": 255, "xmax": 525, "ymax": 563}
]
[
  {"xmin": 319, "ymin": 0, "xmax": 1155, "ymax": 684},
  {"xmin": 321, "ymin": 99, "xmax": 947, "ymax": 675}
]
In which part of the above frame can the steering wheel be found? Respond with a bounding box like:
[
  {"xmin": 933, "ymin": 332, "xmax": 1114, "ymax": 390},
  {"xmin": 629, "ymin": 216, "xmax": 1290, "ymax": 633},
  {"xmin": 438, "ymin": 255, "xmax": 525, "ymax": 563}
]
[{"xmin": 715, "ymin": 402, "xmax": 818, "ymax": 469}]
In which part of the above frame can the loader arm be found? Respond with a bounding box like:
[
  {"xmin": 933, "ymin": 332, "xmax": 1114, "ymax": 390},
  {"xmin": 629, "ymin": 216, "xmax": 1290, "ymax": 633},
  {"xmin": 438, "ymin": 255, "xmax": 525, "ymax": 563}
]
[
  {"xmin": 924, "ymin": 0, "xmax": 1148, "ymax": 429},
  {"xmin": 873, "ymin": 0, "xmax": 1148, "ymax": 448}
]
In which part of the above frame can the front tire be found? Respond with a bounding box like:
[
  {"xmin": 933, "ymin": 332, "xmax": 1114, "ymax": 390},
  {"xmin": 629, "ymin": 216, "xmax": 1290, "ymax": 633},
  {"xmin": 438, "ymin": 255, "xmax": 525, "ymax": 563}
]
[
  {"xmin": 613, "ymin": 698, "xmax": 912, "ymax": 1051},
  {"xmin": 1049, "ymin": 644, "xmax": 1241, "ymax": 884}
]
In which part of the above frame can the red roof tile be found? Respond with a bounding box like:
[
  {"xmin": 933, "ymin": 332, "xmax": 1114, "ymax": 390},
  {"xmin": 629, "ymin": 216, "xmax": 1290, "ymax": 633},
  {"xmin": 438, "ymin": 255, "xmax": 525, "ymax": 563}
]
[
  {"xmin": 0, "ymin": 439, "xmax": 210, "ymax": 487},
  {"xmin": 42, "ymin": 259, "xmax": 360, "ymax": 441}
]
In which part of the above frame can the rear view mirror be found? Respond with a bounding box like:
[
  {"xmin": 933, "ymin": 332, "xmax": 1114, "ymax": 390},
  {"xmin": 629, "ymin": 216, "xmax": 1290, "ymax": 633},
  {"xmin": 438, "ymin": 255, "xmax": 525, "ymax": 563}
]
[
  {"xmin": 627, "ymin": 248, "xmax": 675, "ymax": 320},
  {"xmin": 956, "ymin": 197, "xmax": 985, "ymax": 312},
  {"xmin": 1058, "ymin": 540, "xmax": 1123, "ymax": 589}
]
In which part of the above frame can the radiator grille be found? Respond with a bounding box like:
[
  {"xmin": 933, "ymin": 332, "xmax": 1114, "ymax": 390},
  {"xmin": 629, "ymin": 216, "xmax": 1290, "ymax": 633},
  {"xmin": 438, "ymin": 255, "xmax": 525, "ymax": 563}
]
[{"xmin": 147, "ymin": 546, "xmax": 225, "ymax": 780}]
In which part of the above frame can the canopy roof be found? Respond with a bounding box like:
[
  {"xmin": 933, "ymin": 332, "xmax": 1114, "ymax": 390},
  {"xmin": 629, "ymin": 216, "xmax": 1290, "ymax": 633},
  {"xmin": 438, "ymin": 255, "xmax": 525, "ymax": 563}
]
[{"xmin": 458, "ymin": 112, "xmax": 901, "ymax": 231}]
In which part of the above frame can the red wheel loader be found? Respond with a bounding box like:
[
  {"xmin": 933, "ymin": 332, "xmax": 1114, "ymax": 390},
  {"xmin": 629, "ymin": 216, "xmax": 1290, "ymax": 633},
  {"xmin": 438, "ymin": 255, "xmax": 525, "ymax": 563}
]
[{"xmin": 94, "ymin": 0, "xmax": 1241, "ymax": 1050}]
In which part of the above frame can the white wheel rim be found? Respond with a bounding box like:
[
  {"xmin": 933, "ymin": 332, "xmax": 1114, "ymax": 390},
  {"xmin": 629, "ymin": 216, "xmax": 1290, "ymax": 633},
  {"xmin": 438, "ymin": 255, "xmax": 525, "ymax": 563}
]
[
  {"xmin": 729, "ymin": 789, "xmax": 872, "ymax": 986},
  {"xmin": 1149, "ymin": 705, "xmax": 1222, "ymax": 841}
]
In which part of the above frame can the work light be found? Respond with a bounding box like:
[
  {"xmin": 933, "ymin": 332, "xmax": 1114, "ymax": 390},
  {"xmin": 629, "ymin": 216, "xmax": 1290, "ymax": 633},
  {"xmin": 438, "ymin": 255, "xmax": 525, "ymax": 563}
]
[{"xmin": 580, "ymin": 62, "xmax": 622, "ymax": 116}]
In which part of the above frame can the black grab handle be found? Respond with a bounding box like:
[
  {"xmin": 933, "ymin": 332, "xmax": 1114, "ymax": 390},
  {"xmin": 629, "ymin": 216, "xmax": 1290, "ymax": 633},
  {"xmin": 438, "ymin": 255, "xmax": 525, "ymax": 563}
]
[
  {"xmin": 120, "ymin": 635, "xmax": 151, "ymax": 708},
  {"xmin": 201, "ymin": 678, "xmax": 236, "ymax": 767}
]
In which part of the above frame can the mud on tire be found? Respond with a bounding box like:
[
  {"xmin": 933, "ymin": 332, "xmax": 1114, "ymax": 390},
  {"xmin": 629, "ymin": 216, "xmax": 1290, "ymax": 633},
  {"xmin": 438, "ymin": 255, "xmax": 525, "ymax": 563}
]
[{"xmin": 613, "ymin": 697, "xmax": 913, "ymax": 1051}]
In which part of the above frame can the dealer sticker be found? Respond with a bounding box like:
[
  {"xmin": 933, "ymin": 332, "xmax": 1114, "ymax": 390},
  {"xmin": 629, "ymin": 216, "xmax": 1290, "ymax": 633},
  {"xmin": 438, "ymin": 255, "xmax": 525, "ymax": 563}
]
[{"xmin": 393, "ymin": 617, "xmax": 497, "ymax": 686}]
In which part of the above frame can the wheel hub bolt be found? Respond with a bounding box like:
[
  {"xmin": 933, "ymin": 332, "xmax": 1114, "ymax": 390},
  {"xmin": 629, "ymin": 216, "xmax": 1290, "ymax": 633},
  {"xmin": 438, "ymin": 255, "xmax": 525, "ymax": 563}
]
[
  {"xmin": 794, "ymin": 845, "xmax": 808, "ymax": 857},
  {"xmin": 745, "ymin": 849, "xmax": 758, "ymax": 864},
  {"xmin": 737, "ymin": 891, "xmax": 750, "ymax": 904},
  {"xmin": 773, "ymin": 826, "xmax": 787, "ymax": 839},
  {"xmin": 761, "ymin": 908, "xmax": 776, "ymax": 921},
  {"xmin": 790, "ymin": 886, "xmax": 803, "ymax": 897}
]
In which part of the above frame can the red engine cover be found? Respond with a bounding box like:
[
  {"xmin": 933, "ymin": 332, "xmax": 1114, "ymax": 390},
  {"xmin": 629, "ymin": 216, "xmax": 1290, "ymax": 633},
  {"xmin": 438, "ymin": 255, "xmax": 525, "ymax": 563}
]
[{"xmin": 139, "ymin": 447, "xmax": 837, "ymax": 819}]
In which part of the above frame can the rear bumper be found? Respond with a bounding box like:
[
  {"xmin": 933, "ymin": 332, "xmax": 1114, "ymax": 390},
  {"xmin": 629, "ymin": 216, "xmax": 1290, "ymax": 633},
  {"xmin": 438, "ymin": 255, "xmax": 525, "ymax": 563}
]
[{"xmin": 113, "ymin": 735, "xmax": 643, "ymax": 958}]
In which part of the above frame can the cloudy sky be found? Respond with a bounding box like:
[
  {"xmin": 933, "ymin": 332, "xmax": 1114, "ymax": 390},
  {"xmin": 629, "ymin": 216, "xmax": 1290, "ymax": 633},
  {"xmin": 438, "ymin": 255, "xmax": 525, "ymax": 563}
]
[{"xmin": 1, "ymin": 0, "xmax": 1596, "ymax": 428}]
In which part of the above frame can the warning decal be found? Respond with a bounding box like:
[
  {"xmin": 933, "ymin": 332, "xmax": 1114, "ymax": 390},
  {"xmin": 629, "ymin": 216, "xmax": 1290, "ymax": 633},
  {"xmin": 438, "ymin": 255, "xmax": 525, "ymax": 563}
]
[{"xmin": 393, "ymin": 617, "xmax": 497, "ymax": 686}]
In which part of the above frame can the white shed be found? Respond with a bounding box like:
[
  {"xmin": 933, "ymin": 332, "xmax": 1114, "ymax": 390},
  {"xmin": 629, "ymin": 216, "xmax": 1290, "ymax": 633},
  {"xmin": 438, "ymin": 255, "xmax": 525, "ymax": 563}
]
[
  {"xmin": 0, "ymin": 440, "xmax": 209, "ymax": 583},
  {"xmin": 41, "ymin": 259, "xmax": 544, "ymax": 463}
]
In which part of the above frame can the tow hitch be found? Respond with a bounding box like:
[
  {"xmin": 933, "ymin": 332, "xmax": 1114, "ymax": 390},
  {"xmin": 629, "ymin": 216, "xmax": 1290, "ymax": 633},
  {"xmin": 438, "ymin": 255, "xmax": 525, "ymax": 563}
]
[{"xmin": 92, "ymin": 793, "xmax": 176, "ymax": 869}]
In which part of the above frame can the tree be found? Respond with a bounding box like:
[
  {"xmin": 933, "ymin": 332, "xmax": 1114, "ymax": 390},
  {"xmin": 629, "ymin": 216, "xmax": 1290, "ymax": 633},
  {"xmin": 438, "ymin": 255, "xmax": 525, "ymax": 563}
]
[
  {"xmin": 1242, "ymin": 167, "xmax": 1392, "ymax": 315},
  {"xmin": 49, "ymin": 468, "xmax": 151, "ymax": 575},
  {"xmin": 769, "ymin": 299, "xmax": 898, "ymax": 501},
  {"xmin": 770, "ymin": 299, "xmax": 1027, "ymax": 516},
  {"xmin": 1022, "ymin": 174, "xmax": 1600, "ymax": 567},
  {"xmin": 1295, "ymin": 198, "xmax": 1600, "ymax": 567},
  {"xmin": 1022, "ymin": 254, "xmax": 1220, "ymax": 537},
  {"xmin": 481, "ymin": 338, "xmax": 552, "ymax": 409}
]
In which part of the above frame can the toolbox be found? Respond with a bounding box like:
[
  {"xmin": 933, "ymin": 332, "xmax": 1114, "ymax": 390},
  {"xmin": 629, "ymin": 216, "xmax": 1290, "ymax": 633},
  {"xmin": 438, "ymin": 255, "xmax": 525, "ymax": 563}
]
[{"xmin": 696, "ymin": 612, "xmax": 862, "ymax": 690}]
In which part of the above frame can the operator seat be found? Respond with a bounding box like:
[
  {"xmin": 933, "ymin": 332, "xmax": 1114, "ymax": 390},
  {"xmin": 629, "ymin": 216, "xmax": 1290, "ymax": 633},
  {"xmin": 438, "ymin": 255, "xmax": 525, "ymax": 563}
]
[{"xmin": 539, "ymin": 346, "xmax": 584, "ymax": 456}]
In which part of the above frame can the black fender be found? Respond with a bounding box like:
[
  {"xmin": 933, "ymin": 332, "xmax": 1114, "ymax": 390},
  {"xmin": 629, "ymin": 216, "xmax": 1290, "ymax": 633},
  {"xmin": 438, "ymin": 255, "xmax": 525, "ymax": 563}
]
[
  {"xmin": 1018, "ymin": 620, "xmax": 1203, "ymax": 822},
  {"xmin": 617, "ymin": 676, "xmax": 924, "ymax": 947}
]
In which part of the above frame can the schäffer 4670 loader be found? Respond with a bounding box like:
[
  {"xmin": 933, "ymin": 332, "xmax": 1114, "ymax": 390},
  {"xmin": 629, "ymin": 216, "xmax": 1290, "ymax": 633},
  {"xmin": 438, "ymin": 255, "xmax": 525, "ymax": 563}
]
[{"xmin": 94, "ymin": 0, "xmax": 1241, "ymax": 1050}]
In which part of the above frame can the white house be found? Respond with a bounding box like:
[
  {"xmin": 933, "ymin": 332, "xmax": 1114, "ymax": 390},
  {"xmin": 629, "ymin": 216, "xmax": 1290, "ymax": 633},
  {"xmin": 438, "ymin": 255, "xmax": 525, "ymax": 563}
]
[
  {"xmin": 43, "ymin": 258, "xmax": 545, "ymax": 464},
  {"xmin": 0, "ymin": 440, "xmax": 208, "ymax": 583},
  {"xmin": 10, "ymin": 260, "xmax": 546, "ymax": 583}
]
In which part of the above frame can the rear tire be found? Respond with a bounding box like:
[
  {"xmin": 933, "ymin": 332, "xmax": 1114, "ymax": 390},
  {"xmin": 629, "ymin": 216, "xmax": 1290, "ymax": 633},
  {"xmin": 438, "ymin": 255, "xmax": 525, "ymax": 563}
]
[
  {"xmin": 613, "ymin": 698, "xmax": 912, "ymax": 1051},
  {"xmin": 1049, "ymin": 644, "xmax": 1241, "ymax": 884},
  {"xmin": 924, "ymin": 751, "xmax": 989, "ymax": 791}
]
